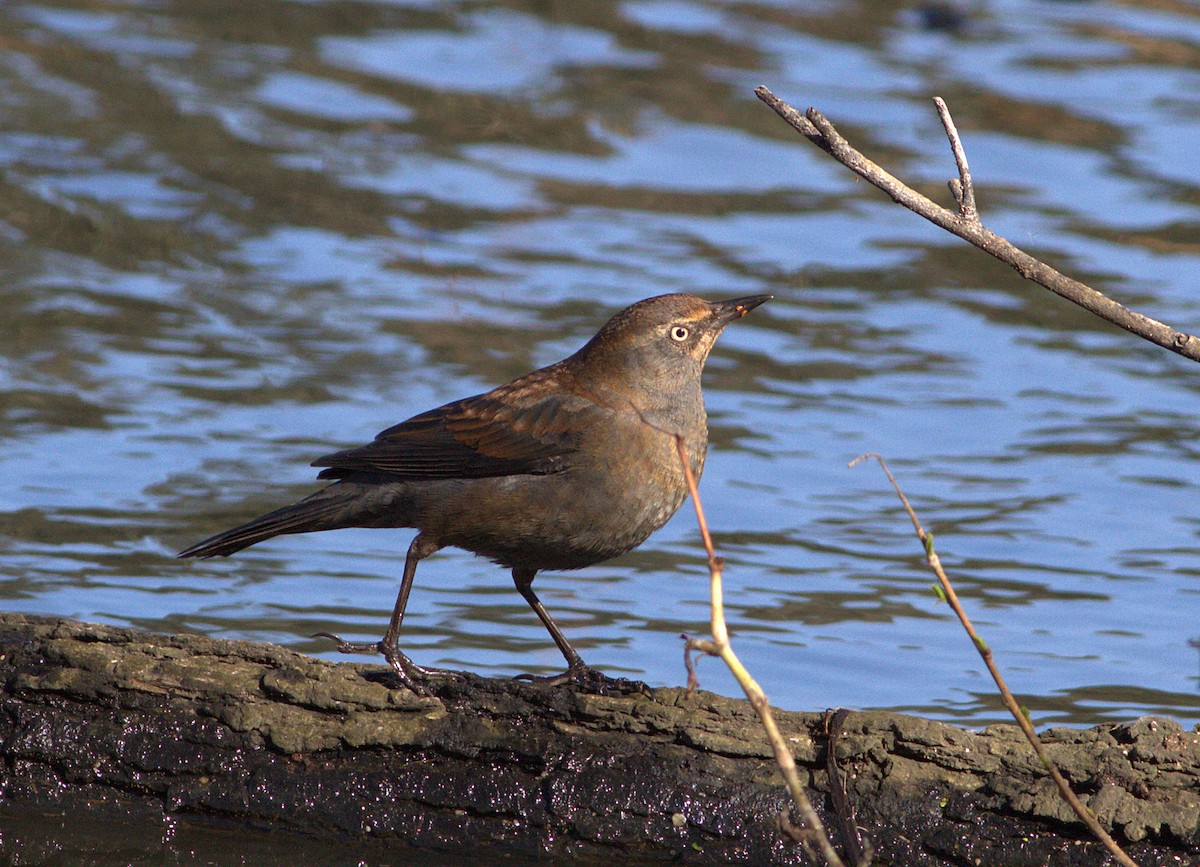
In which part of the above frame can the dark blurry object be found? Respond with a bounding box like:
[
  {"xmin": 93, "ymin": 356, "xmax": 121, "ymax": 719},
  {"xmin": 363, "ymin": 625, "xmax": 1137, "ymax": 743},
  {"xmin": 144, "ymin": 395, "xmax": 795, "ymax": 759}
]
[{"xmin": 912, "ymin": 3, "xmax": 969, "ymax": 33}]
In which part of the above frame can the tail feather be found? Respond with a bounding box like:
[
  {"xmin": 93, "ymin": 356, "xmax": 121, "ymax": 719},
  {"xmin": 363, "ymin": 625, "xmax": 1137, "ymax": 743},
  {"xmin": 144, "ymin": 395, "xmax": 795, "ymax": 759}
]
[{"xmin": 177, "ymin": 487, "xmax": 361, "ymax": 559}]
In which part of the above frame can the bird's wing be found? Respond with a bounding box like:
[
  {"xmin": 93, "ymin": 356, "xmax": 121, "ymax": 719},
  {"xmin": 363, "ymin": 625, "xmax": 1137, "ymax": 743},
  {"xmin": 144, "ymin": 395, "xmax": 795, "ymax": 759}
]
[{"xmin": 311, "ymin": 391, "xmax": 587, "ymax": 481}]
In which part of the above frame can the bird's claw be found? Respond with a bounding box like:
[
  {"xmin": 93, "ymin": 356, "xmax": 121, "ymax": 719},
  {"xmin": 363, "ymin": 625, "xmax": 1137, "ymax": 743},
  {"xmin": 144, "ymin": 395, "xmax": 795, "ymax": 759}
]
[
  {"xmin": 312, "ymin": 631, "xmax": 461, "ymax": 695},
  {"xmin": 312, "ymin": 631, "xmax": 380, "ymax": 654},
  {"xmin": 514, "ymin": 663, "xmax": 651, "ymax": 696}
]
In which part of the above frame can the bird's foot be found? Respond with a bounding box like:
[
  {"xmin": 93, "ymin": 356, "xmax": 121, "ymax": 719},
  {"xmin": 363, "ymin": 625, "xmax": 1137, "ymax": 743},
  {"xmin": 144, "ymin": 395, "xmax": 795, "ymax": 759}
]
[
  {"xmin": 312, "ymin": 631, "xmax": 381, "ymax": 656},
  {"xmin": 312, "ymin": 631, "xmax": 460, "ymax": 695},
  {"xmin": 514, "ymin": 663, "xmax": 651, "ymax": 696}
]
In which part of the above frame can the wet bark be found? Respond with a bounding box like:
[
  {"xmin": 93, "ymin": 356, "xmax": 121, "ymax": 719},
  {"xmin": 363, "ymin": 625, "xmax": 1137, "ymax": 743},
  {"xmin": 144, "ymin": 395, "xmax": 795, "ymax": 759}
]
[{"xmin": 1, "ymin": 613, "xmax": 1197, "ymax": 865}]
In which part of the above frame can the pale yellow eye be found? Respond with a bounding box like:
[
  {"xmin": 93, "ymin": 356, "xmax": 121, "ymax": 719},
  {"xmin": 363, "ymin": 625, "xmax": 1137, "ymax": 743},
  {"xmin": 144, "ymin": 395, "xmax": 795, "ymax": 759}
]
[{"xmin": 669, "ymin": 325, "xmax": 690, "ymax": 342}]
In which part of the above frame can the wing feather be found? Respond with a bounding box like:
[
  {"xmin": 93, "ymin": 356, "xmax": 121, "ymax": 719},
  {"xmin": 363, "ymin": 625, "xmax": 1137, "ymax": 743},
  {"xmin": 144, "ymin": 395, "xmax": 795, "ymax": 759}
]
[{"xmin": 311, "ymin": 391, "xmax": 590, "ymax": 481}]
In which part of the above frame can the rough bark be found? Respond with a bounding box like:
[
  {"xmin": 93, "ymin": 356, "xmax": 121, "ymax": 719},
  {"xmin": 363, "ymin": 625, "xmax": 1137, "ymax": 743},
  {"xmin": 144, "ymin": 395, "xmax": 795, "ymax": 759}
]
[{"xmin": 1, "ymin": 613, "xmax": 1197, "ymax": 865}]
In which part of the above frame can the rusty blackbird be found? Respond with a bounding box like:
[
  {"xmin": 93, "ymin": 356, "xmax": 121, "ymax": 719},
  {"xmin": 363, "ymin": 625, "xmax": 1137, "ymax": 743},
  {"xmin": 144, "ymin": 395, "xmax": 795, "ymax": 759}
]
[{"xmin": 179, "ymin": 293, "xmax": 770, "ymax": 691}]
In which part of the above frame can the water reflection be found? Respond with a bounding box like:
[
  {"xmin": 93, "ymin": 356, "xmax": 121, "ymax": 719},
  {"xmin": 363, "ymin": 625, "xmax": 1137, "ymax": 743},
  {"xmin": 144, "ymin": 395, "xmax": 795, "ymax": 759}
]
[{"xmin": 2, "ymin": 0, "xmax": 1200, "ymax": 735}]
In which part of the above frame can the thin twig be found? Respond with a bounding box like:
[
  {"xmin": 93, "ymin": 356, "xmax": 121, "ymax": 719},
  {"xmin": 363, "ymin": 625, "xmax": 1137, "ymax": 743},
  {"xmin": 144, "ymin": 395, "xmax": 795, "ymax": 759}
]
[
  {"xmin": 850, "ymin": 453, "xmax": 1138, "ymax": 867},
  {"xmin": 933, "ymin": 97, "xmax": 976, "ymax": 221},
  {"xmin": 824, "ymin": 709, "xmax": 873, "ymax": 867},
  {"xmin": 755, "ymin": 85, "xmax": 1200, "ymax": 363},
  {"xmin": 675, "ymin": 436, "xmax": 846, "ymax": 867}
]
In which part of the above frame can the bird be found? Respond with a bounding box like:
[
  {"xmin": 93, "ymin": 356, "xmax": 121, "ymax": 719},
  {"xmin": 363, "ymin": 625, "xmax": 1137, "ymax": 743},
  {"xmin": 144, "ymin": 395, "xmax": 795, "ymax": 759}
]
[{"xmin": 178, "ymin": 293, "xmax": 771, "ymax": 692}]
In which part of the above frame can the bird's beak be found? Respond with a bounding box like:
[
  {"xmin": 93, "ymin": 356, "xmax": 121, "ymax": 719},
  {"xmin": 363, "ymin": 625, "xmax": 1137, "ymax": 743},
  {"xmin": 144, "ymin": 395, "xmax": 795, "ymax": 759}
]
[{"xmin": 712, "ymin": 294, "xmax": 772, "ymax": 325}]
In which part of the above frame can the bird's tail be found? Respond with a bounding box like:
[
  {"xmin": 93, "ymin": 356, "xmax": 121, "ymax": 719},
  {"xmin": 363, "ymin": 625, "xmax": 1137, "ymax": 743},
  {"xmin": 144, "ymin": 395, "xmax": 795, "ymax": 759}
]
[{"xmin": 177, "ymin": 485, "xmax": 366, "ymax": 559}]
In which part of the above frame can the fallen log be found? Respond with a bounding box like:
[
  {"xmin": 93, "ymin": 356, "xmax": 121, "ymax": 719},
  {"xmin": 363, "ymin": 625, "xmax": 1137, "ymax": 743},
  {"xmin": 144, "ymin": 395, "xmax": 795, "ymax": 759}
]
[{"xmin": 1, "ymin": 613, "xmax": 1197, "ymax": 864}]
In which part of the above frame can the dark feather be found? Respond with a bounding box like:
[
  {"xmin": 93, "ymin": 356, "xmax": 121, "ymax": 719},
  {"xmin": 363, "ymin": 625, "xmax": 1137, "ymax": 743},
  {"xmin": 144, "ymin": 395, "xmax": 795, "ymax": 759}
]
[
  {"xmin": 177, "ymin": 488, "xmax": 359, "ymax": 558},
  {"xmin": 311, "ymin": 393, "xmax": 582, "ymax": 481}
]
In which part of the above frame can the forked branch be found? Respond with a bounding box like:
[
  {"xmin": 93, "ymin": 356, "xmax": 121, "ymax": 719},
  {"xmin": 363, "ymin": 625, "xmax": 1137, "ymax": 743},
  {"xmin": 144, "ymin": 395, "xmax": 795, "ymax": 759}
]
[{"xmin": 755, "ymin": 86, "xmax": 1200, "ymax": 363}]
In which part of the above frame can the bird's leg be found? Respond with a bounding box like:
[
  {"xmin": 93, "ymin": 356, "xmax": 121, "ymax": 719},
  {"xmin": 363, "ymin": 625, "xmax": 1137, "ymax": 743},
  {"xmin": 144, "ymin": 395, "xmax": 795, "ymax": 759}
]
[
  {"xmin": 510, "ymin": 567, "xmax": 650, "ymax": 696},
  {"xmin": 314, "ymin": 534, "xmax": 458, "ymax": 693}
]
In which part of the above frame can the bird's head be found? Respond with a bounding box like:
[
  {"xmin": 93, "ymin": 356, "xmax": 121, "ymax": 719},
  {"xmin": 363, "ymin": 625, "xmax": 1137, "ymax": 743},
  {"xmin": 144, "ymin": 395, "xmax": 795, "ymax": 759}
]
[{"xmin": 570, "ymin": 293, "xmax": 771, "ymax": 396}]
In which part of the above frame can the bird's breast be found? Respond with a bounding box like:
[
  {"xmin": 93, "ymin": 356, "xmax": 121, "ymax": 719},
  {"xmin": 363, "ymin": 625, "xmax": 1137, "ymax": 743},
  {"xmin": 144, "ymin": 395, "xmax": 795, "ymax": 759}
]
[{"xmin": 414, "ymin": 417, "xmax": 706, "ymax": 571}]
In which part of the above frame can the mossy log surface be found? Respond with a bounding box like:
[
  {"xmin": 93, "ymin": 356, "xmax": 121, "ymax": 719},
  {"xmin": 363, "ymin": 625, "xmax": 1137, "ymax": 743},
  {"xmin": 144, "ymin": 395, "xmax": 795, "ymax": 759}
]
[{"xmin": 1, "ymin": 613, "xmax": 1198, "ymax": 865}]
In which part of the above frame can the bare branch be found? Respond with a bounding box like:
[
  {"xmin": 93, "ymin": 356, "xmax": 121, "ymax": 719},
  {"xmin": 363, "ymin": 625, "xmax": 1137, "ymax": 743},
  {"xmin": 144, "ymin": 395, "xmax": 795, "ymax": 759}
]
[
  {"xmin": 850, "ymin": 453, "xmax": 1139, "ymax": 867},
  {"xmin": 756, "ymin": 85, "xmax": 1200, "ymax": 363},
  {"xmin": 675, "ymin": 436, "xmax": 847, "ymax": 867},
  {"xmin": 933, "ymin": 97, "xmax": 976, "ymax": 221}
]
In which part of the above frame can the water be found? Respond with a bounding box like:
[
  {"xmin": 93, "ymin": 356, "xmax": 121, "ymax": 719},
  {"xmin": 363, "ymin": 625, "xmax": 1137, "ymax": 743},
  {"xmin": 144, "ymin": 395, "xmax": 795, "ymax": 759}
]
[{"xmin": 3, "ymin": 0, "xmax": 1200, "ymax": 735}]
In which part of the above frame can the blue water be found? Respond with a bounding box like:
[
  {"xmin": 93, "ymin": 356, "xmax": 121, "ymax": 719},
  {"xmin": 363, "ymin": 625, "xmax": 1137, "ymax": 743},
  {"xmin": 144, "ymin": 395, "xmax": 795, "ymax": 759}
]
[{"xmin": 2, "ymin": 0, "xmax": 1199, "ymax": 729}]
